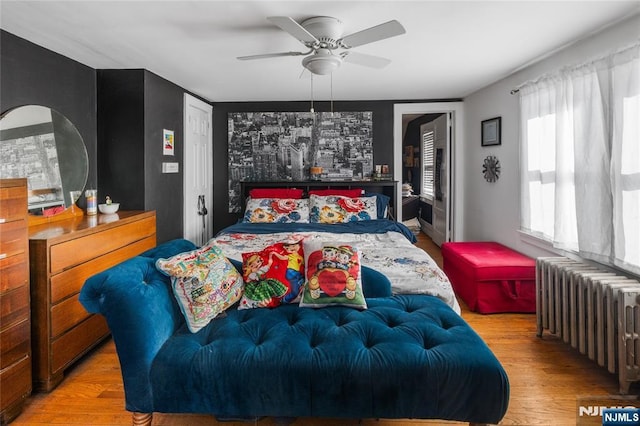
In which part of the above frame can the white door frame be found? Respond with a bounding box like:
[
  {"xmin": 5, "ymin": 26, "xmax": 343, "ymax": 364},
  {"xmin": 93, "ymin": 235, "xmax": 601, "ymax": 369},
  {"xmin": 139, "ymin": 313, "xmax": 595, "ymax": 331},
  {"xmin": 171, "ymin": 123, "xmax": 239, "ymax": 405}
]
[
  {"xmin": 183, "ymin": 93, "xmax": 213, "ymax": 245},
  {"xmin": 393, "ymin": 102, "xmax": 465, "ymax": 242}
]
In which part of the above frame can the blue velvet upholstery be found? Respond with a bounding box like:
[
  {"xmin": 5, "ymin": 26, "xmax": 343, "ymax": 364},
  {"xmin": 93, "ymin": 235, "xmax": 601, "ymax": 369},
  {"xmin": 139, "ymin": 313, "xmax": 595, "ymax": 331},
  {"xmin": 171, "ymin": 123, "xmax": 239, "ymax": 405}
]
[
  {"xmin": 359, "ymin": 265, "xmax": 392, "ymax": 298},
  {"xmin": 139, "ymin": 239, "xmax": 198, "ymax": 260},
  {"xmin": 80, "ymin": 239, "xmax": 509, "ymax": 423}
]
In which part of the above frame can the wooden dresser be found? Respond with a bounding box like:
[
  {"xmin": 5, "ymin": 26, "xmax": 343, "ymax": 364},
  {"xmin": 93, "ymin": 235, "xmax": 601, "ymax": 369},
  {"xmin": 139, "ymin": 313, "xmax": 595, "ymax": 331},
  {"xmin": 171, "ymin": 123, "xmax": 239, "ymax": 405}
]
[
  {"xmin": 0, "ymin": 178, "xmax": 31, "ymax": 424},
  {"xmin": 29, "ymin": 210, "xmax": 156, "ymax": 391}
]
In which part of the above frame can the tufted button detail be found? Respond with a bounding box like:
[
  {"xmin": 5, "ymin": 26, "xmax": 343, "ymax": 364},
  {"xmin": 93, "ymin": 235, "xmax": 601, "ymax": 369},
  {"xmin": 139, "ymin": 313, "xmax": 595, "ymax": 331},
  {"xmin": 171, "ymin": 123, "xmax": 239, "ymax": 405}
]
[
  {"xmin": 285, "ymin": 310, "xmax": 302, "ymax": 327},
  {"xmin": 386, "ymin": 318, "xmax": 399, "ymax": 328},
  {"xmin": 309, "ymin": 332, "xmax": 323, "ymax": 349},
  {"xmin": 336, "ymin": 317, "xmax": 350, "ymax": 327},
  {"xmin": 363, "ymin": 341, "xmax": 373, "ymax": 349}
]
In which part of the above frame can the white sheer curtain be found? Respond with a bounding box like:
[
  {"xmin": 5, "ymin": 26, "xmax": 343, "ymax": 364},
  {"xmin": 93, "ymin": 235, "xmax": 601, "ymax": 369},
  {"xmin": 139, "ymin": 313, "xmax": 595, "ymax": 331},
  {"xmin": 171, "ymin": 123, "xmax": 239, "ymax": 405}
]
[
  {"xmin": 519, "ymin": 43, "xmax": 640, "ymax": 275},
  {"xmin": 611, "ymin": 48, "xmax": 640, "ymax": 274}
]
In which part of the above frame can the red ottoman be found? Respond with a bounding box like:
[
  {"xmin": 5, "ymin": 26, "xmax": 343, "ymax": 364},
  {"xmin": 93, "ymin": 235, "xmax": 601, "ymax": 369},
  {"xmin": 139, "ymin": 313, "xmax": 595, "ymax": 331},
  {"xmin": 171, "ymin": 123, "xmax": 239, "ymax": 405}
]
[{"xmin": 441, "ymin": 242, "xmax": 536, "ymax": 313}]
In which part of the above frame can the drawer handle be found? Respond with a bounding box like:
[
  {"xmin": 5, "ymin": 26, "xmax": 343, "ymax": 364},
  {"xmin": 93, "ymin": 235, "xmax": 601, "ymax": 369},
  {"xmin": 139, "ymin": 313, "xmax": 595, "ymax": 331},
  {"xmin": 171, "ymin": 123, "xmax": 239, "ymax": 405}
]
[
  {"xmin": 0, "ymin": 254, "xmax": 6, "ymax": 260},
  {"xmin": 0, "ymin": 218, "xmax": 5, "ymax": 223}
]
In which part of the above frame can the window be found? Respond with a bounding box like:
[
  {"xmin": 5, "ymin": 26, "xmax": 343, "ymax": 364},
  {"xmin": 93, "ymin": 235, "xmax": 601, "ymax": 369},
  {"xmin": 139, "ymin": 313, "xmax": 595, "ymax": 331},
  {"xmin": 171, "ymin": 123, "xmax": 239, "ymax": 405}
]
[
  {"xmin": 519, "ymin": 44, "xmax": 639, "ymax": 275},
  {"xmin": 422, "ymin": 126, "xmax": 434, "ymax": 198}
]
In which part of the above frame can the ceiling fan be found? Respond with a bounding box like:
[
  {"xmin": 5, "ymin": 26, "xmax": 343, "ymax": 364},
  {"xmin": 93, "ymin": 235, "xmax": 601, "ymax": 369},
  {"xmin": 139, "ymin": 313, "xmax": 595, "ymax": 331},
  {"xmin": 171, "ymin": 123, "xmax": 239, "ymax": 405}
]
[{"xmin": 237, "ymin": 16, "xmax": 406, "ymax": 75}]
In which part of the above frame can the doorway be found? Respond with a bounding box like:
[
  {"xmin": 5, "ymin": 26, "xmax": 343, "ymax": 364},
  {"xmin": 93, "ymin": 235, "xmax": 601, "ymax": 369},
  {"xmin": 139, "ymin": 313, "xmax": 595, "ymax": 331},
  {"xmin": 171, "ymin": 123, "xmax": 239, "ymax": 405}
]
[
  {"xmin": 393, "ymin": 102, "xmax": 465, "ymax": 244},
  {"xmin": 183, "ymin": 94, "xmax": 213, "ymax": 246}
]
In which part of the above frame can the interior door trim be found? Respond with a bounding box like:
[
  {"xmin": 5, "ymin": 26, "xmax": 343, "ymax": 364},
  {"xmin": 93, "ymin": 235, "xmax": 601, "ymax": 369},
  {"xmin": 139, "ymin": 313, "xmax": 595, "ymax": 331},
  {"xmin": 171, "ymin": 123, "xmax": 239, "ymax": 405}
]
[{"xmin": 393, "ymin": 102, "xmax": 465, "ymax": 242}]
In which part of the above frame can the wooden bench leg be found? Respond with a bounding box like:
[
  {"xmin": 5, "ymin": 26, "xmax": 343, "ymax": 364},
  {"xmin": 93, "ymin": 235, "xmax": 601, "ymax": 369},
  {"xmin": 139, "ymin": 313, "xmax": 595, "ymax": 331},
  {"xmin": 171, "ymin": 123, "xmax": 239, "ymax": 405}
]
[{"xmin": 132, "ymin": 412, "xmax": 152, "ymax": 426}]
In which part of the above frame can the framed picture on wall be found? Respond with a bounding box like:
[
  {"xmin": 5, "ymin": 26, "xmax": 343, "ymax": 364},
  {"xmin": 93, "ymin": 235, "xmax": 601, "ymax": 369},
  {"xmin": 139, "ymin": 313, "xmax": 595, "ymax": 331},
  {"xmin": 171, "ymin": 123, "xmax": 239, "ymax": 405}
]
[{"xmin": 481, "ymin": 117, "xmax": 501, "ymax": 147}]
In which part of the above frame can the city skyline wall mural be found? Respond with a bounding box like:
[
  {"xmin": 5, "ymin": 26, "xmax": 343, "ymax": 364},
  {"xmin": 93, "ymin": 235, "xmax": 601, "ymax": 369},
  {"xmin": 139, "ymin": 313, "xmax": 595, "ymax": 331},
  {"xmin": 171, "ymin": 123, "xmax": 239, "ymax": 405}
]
[{"xmin": 227, "ymin": 111, "xmax": 373, "ymax": 212}]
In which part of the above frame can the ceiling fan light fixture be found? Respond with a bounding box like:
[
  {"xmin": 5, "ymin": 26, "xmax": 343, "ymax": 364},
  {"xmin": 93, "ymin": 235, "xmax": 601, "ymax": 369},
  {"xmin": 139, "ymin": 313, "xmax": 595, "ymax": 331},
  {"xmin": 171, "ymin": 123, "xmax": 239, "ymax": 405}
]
[{"xmin": 302, "ymin": 49, "xmax": 343, "ymax": 75}]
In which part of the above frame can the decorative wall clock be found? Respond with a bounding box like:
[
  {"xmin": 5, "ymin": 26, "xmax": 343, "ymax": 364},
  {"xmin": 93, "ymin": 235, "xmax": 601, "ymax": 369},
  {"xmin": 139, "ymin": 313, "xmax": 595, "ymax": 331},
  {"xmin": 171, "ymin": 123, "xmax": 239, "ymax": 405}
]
[{"xmin": 482, "ymin": 155, "xmax": 501, "ymax": 182}]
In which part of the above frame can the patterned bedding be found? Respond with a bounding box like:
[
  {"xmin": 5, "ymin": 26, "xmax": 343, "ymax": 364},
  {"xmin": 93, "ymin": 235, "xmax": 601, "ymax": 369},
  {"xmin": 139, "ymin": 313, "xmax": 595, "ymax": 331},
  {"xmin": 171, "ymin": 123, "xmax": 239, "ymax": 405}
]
[{"xmin": 212, "ymin": 220, "xmax": 461, "ymax": 314}]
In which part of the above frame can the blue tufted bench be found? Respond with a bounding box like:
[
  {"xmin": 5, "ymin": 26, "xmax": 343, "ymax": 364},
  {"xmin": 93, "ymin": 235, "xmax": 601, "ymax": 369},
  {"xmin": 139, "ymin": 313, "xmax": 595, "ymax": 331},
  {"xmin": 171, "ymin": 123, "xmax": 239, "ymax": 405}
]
[{"xmin": 80, "ymin": 239, "xmax": 509, "ymax": 426}]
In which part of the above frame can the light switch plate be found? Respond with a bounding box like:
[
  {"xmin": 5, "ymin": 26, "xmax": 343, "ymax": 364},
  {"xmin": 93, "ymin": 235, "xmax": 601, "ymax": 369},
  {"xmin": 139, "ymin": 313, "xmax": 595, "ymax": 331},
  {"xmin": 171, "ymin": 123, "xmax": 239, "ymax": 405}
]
[{"xmin": 162, "ymin": 162, "xmax": 179, "ymax": 173}]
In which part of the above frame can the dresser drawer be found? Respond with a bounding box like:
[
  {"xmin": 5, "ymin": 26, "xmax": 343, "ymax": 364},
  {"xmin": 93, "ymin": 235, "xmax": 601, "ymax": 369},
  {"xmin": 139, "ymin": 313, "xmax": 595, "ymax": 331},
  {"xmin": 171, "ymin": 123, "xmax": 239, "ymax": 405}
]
[
  {"xmin": 50, "ymin": 216, "xmax": 155, "ymax": 273},
  {"xmin": 0, "ymin": 184, "xmax": 27, "ymax": 224},
  {"xmin": 50, "ymin": 294, "xmax": 90, "ymax": 339},
  {"xmin": 0, "ymin": 355, "xmax": 31, "ymax": 409},
  {"xmin": 0, "ymin": 251, "xmax": 28, "ymax": 294},
  {"xmin": 0, "ymin": 286, "xmax": 29, "ymax": 328},
  {"xmin": 50, "ymin": 236, "xmax": 155, "ymax": 304},
  {"xmin": 0, "ymin": 318, "xmax": 29, "ymax": 370},
  {"xmin": 0, "ymin": 220, "xmax": 27, "ymax": 260},
  {"xmin": 51, "ymin": 314, "xmax": 109, "ymax": 375}
]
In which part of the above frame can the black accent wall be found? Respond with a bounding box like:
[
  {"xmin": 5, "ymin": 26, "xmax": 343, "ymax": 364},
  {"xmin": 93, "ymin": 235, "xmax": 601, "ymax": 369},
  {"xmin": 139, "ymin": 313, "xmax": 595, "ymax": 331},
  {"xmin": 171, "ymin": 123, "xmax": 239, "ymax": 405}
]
[
  {"xmin": 212, "ymin": 101, "xmax": 395, "ymax": 232},
  {"xmin": 97, "ymin": 69, "xmax": 185, "ymax": 243},
  {"xmin": 0, "ymin": 30, "xmax": 98, "ymax": 190}
]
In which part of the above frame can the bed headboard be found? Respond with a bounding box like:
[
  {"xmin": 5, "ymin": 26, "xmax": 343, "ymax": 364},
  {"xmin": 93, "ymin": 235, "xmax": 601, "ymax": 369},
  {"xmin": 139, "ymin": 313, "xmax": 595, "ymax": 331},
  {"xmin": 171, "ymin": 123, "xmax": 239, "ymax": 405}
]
[{"xmin": 239, "ymin": 180, "xmax": 398, "ymax": 219}]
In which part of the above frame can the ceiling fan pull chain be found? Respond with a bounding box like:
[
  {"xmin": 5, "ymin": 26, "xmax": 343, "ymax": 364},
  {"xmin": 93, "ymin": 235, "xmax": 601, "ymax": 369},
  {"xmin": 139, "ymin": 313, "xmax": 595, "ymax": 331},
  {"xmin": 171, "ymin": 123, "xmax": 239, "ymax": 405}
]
[
  {"xmin": 330, "ymin": 72, "xmax": 334, "ymax": 115},
  {"xmin": 310, "ymin": 73, "xmax": 315, "ymax": 113}
]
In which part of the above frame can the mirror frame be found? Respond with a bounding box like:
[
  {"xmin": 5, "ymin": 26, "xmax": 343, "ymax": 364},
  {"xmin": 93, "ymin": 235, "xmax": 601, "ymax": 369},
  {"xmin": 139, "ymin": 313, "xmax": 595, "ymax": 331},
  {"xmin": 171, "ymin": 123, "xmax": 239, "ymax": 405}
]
[{"xmin": 0, "ymin": 105, "xmax": 89, "ymax": 224}]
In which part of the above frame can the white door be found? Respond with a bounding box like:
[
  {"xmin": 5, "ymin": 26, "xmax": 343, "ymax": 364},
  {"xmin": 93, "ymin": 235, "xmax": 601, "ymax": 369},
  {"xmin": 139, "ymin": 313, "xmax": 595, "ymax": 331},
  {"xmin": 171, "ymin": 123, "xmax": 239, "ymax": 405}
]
[
  {"xmin": 430, "ymin": 114, "xmax": 450, "ymax": 246},
  {"xmin": 183, "ymin": 94, "xmax": 213, "ymax": 246}
]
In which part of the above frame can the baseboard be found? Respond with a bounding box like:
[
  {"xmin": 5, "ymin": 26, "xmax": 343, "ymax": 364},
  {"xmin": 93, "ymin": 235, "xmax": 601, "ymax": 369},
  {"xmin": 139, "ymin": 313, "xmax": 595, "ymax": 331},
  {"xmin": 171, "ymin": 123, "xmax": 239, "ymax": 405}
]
[{"xmin": 418, "ymin": 217, "xmax": 433, "ymax": 239}]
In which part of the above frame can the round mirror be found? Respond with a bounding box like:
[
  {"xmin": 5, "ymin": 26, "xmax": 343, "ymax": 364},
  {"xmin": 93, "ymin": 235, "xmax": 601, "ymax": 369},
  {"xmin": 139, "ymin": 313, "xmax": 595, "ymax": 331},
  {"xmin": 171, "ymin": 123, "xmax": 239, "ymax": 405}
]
[{"xmin": 0, "ymin": 105, "xmax": 88, "ymax": 213}]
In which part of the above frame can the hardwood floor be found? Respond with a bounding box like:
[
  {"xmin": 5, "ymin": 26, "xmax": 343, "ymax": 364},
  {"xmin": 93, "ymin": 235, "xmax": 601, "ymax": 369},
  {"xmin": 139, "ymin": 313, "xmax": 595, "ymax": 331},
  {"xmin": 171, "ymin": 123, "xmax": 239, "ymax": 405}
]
[{"xmin": 11, "ymin": 232, "xmax": 628, "ymax": 425}]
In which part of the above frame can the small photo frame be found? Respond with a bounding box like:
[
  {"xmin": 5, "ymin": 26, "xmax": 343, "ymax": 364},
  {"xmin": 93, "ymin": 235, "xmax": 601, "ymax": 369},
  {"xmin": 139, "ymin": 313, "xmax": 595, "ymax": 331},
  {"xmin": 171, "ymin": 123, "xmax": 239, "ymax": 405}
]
[
  {"xmin": 481, "ymin": 117, "xmax": 501, "ymax": 147},
  {"xmin": 163, "ymin": 129, "xmax": 175, "ymax": 156}
]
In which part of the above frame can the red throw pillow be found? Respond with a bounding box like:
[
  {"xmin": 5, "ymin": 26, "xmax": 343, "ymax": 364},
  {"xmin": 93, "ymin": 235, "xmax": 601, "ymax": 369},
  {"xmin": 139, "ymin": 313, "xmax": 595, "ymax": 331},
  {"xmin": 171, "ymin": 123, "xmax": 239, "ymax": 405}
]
[
  {"xmin": 238, "ymin": 239, "xmax": 305, "ymax": 309},
  {"xmin": 308, "ymin": 188, "xmax": 363, "ymax": 197},
  {"xmin": 249, "ymin": 188, "xmax": 304, "ymax": 199}
]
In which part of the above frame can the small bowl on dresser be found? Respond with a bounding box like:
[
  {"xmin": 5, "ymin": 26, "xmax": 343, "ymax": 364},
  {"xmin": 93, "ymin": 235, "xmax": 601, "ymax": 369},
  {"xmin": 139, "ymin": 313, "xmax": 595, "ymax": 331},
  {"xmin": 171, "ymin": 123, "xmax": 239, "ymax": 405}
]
[{"xmin": 98, "ymin": 203, "xmax": 120, "ymax": 214}]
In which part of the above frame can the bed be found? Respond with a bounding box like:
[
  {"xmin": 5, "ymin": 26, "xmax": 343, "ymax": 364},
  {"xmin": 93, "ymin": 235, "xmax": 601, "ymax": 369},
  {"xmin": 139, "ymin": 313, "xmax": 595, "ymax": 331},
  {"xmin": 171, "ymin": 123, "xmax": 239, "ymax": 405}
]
[
  {"xmin": 79, "ymin": 188, "xmax": 510, "ymax": 425},
  {"xmin": 211, "ymin": 220, "xmax": 460, "ymax": 313}
]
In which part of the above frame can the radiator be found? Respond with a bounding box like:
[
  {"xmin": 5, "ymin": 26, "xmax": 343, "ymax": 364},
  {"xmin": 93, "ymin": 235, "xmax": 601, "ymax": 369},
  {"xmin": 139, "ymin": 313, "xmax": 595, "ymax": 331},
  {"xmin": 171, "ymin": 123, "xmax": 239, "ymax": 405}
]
[{"xmin": 536, "ymin": 257, "xmax": 640, "ymax": 394}]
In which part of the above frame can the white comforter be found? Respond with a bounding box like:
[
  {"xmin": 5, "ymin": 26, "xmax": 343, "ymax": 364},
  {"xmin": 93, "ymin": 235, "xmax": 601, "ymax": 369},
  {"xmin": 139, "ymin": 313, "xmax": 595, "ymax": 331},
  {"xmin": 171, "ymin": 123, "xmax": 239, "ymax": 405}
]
[{"xmin": 210, "ymin": 229, "xmax": 461, "ymax": 314}]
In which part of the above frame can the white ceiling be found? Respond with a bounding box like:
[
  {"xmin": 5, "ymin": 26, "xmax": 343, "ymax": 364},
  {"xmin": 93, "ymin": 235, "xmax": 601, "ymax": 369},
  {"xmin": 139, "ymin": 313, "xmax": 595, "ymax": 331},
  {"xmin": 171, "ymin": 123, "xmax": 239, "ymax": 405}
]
[{"xmin": 1, "ymin": 1, "xmax": 638, "ymax": 103}]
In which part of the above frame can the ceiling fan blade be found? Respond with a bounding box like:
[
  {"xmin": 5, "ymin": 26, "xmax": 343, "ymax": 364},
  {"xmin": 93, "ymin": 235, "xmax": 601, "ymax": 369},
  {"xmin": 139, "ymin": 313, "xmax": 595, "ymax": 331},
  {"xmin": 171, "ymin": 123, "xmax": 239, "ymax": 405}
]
[
  {"xmin": 267, "ymin": 16, "xmax": 319, "ymax": 45},
  {"xmin": 237, "ymin": 51, "xmax": 306, "ymax": 61},
  {"xmin": 340, "ymin": 20, "xmax": 406, "ymax": 48},
  {"xmin": 341, "ymin": 51, "xmax": 391, "ymax": 69}
]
